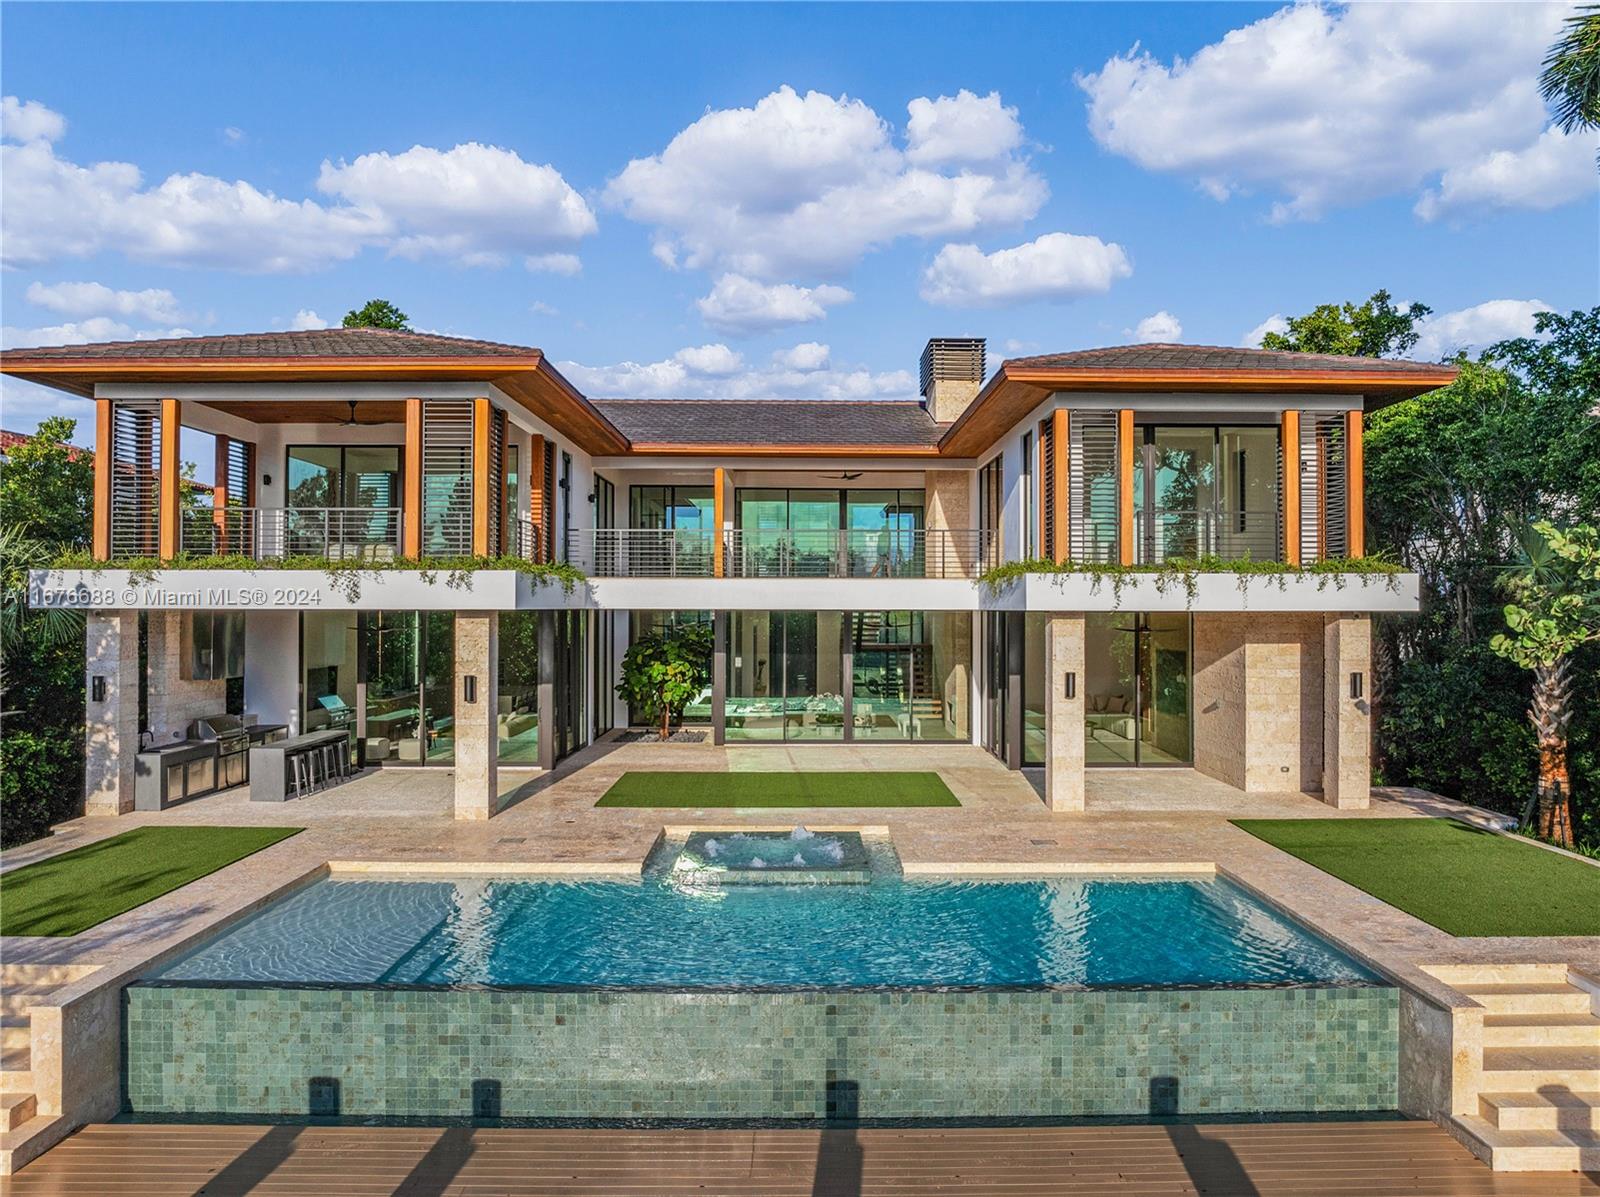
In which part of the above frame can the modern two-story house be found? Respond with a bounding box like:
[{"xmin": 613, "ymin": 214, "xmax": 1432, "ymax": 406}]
[{"xmin": 3, "ymin": 330, "xmax": 1456, "ymax": 821}]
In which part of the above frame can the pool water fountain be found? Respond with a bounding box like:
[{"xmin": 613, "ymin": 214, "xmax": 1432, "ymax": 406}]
[{"xmin": 671, "ymin": 827, "xmax": 876, "ymax": 884}]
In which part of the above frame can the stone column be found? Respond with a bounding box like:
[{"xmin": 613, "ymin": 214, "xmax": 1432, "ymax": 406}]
[
  {"xmin": 1322, "ymin": 614, "xmax": 1371, "ymax": 809},
  {"xmin": 84, "ymin": 610, "xmax": 139, "ymax": 817},
  {"xmin": 453, "ymin": 611, "xmax": 499, "ymax": 821},
  {"xmin": 925, "ymin": 469, "xmax": 975, "ymax": 575},
  {"xmin": 1044, "ymin": 614, "xmax": 1086, "ymax": 812}
]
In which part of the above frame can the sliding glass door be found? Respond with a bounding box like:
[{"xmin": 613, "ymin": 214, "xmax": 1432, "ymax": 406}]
[
  {"xmin": 1134, "ymin": 426, "xmax": 1281, "ymax": 563},
  {"xmin": 1084, "ymin": 613, "xmax": 1191, "ymax": 766},
  {"xmin": 725, "ymin": 611, "xmax": 845, "ymax": 741}
]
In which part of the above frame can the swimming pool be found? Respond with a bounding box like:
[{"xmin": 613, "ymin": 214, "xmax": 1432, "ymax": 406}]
[
  {"xmin": 154, "ymin": 870, "xmax": 1378, "ymax": 989},
  {"xmin": 125, "ymin": 846, "xmax": 1397, "ymax": 1122}
]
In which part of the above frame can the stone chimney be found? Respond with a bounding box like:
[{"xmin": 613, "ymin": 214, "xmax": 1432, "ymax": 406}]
[{"xmin": 919, "ymin": 337, "xmax": 986, "ymax": 423}]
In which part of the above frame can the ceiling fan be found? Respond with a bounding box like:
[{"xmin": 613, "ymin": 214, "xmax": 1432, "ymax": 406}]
[
  {"xmin": 336, "ymin": 400, "xmax": 364, "ymax": 427},
  {"xmin": 821, "ymin": 471, "xmax": 864, "ymax": 480}
]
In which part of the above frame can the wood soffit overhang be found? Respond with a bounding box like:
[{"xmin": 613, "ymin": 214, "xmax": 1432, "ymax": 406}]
[
  {"xmin": 2, "ymin": 348, "xmax": 1459, "ymax": 462},
  {"xmin": 935, "ymin": 362, "xmax": 1462, "ymax": 459},
  {"xmin": 0, "ymin": 352, "xmax": 631, "ymax": 456}
]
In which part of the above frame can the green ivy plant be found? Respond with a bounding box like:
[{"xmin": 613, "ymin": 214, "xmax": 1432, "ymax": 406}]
[
  {"xmin": 615, "ymin": 623, "xmax": 714, "ymax": 740},
  {"xmin": 979, "ymin": 554, "xmax": 1404, "ymax": 607},
  {"xmin": 49, "ymin": 550, "xmax": 586, "ymax": 603}
]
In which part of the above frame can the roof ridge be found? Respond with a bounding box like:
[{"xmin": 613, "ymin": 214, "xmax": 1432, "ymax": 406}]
[
  {"xmin": 592, "ymin": 397, "xmax": 928, "ymax": 405},
  {"xmin": 1006, "ymin": 341, "xmax": 1450, "ymax": 370}
]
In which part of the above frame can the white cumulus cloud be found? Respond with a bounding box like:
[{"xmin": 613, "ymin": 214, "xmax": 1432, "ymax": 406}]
[
  {"xmin": 1241, "ymin": 314, "xmax": 1289, "ymax": 348},
  {"xmin": 696, "ymin": 274, "xmax": 854, "ymax": 335},
  {"xmin": 1416, "ymin": 126, "xmax": 1598, "ymax": 222},
  {"xmin": 288, "ymin": 308, "xmax": 329, "ymax": 331},
  {"xmin": 561, "ymin": 346, "xmax": 916, "ymax": 401},
  {"xmin": 774, "ymin": 342, "xmax": 831, "ymax": 371},
  {"xmin": 905, "ymin": 89, "xmax": 1025, "ymax": 166},
  {"xmin": 920, "ymin": 232, "xmax": 1131, "ymax": 309},
  {"xmin": 316, "ymin": 142, "xmax": 597, "ymax": 267},
  {"xmin": 1, "ymin": 95, "xmax": 65, "ymax": 143},
  {"xmin": 1078, "ymin": 2, "xmax": 1581, "ymax": 221},
  {"xmin": 2, "ymin": 104, "xmax": 596, "ymax": 272},
  {"xmin": 673, "ymin": 343, "xmax": 745, "ymax": 376},
  {"xmin": 604, "ymin": 85, "xmax": 1047, "ymax": 280},
  {"xmin": 1129, "ymin": 310, "xmax": 1183, "ymax": 342},
  {"xmin": 25, "ymin": 280, "xmax": 183, "ymax": 323},
  {"xmin": 2, "ymin": 317, "xmax": 195, "ymax": 350},
  {"xmin": 1410, "ymin": 299, "xmax": 1554, "ymax": 360}
]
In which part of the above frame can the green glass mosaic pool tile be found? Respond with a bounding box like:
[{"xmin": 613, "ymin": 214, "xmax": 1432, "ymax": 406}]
[{"xmin": 124, "ymin": 984, "xmax": 1398, "ymax": 1120}]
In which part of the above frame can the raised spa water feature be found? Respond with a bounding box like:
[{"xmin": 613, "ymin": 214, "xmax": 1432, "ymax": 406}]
[{"xmin": 126, "ymin": 835, "xmax": 1399, "ymax": 1122}]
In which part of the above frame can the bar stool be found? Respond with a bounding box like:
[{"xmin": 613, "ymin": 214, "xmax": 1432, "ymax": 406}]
[
  {"xmin": 290, "ymin": 750, "xmax": 314, "ymax": 799},
  {"xmin": 335, "ymin": 737, "xmax": 352, "ymax": 778},
  {"xmin": 319, "ymin": 742, "xmax": 340, "ymax": 787}
]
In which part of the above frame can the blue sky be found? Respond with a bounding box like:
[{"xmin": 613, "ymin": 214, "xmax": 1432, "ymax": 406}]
[{"xmin": 2, "ymin": 1, "xmax": 1595, "ymax": 443}]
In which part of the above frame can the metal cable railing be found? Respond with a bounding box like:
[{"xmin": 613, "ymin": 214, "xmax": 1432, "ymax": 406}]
[
  {"xmin": 179, "ymin": 507, "xmax": 403, "ymax": 560},
  {"xmin": 1134, "ymin": 508, "xmax": 1281, "ymax": 564},
  {"xmin": 565, "ymin": 528, "xmax": 997, "ymax": 579}
]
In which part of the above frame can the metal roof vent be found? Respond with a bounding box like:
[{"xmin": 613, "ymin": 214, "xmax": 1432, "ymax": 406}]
[{"xmin": 919, "ymin": 337, "xmax": 986, "ymax": 398}]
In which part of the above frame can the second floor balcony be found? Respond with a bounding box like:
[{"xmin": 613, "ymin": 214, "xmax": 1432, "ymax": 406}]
[
  {"xmin": 180, "ymin": 506, "xmax": 405, "ymax": 561},
  {"xmin": 566, "ymin": 528, "xmax": 996, "ymax": 579}
]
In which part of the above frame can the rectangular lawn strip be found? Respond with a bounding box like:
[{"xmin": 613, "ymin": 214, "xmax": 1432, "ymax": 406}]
[
  {"xmin": 1232, "ymin": 817, "xmax": 1600, "ymax": 938},
  {"xmin": 0, "ymin": 826, "xmax": 303, "ymax": 937},
  {"xmin": 596, "ymin": 771, "xmax": 959, "ymax": 808}
]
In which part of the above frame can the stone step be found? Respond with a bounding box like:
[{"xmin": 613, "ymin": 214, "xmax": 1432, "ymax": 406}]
[
  {"xmin": 1482, "ymin": 1013, "xmax": 1600, "ymax": 1049},
  {"xmin": 1431, "ymin": 963, "xmax": 1571, "ymax": 987},
  {"xmin": 1453, "ymin": 1114, "xmax": 1600, "ymax": 1173},
  {"xmin": 1462, "ymin": 984, "xmax": 1595, "ymax": 1016},
  {"xmin": 0, "ymin": 1093, "xmax": 35, "ymax": 1134},
  {"xmin": 1481, "ymin": 1046, "xmax": 1600, "ymax": 1091},
  {"xmin": 0, "ymin": 964, "xmax": 94, "ymax": 988},
  {"xmin": 1481, "ymin": 1090, "xmax": 1600, "ymax": 1132},
  {"xmin": 0, "ymin": 1112, "xmax": 71, "ymax": 1177}
]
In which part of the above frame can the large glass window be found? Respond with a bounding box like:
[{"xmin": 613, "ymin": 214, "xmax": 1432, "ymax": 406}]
[
  {"xmin": 363, "ymin": 611, "xmax": 421, "ymax": 763},
  {"xmin": 497, "ymin": 611, "xmax": 540, "ymax": 763},
  {"xmin": 725, "ymin": 611, "xmax": 844, "ymax": 741},
  {"xmin": 849, "ymin": 611, "xmax": 969, "ymax": 741},
  {"xmin": 301, "ymin": 612, "xmax": 358, "ymax": 750},
  {"xmin": 1134, "ymin": 426, "xmax": 1280, "ymax": 562},
  {"xmin": 978, "ymin": 456, "xmax": 1004, "ymax": 559},
  {"xmin": 286, "ymin": 444, "xmax": 402, "ymax": 554},
  {"xmin": 1023, "ymin": 613, "xmax": 1047, "ymax": 764},
  {"xmin": 628, "ymin": 611, "xmax": 712, "ymax": 726},
  {"xmin": 1084, "ymin": 612, "xmax": 1191, "ymax": 766},
  {"xmin": 734, "ymin": 488, "xmax": 924, "ymax": 577}
]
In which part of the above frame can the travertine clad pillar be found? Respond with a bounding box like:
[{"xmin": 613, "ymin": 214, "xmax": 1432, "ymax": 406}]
[
  {"xmin": 1045, "ymin": 614, "xmax": 1086, "ymax": 812},
  {"xmin": 1322, "ymin": 614, "xmax": 1371, "ymax": 809},
  {"xmin": 454, "ymin": 612, "xmax": 499, "ymax": 821},
  {"xmin": 84, "ymin": 610, "xmax": 139, "ymax": 816}
]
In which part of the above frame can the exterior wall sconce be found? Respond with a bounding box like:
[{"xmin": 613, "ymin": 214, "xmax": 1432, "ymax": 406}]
[
  {"xmin": 261, "ymin": 474, "xmax": 272, "ymax": 487},
  {"xmin": 1350, "ymin": 671, "xmax": 1363, "ymax": 699},
  {"xmin": 91, "ymin": 676, "xmax": 106, "ymax": 702},
  {"xmin": 464, "ymin": 675, "xmax": 478, "ymax": 704},
  {"xmin": 1064, "ymin": 672, "xmax": 1076, "ymax": 700}
]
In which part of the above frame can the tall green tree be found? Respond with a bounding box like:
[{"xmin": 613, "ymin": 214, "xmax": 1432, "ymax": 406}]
[
  {"xmin": 1491, "ymin": 522, "xmax": 1600, "ymax": 846},
  {"xmin": 342, "ymin": 299, "xmax": 411, "ymax": 331},
  {"xmin": 1259, "ymin": 289, "xmax": 1432, "ymax": 359},
  {"xmin": 615, "ymin": 624, "xmax": 713, "ymax": 739},
  {"xmin": 1541, "ymin": 5, "xmax": 1600, "ymax": 136},
  {"xmin": 0, "ymin": 416, "xmax": 94, "ymax": 547}
]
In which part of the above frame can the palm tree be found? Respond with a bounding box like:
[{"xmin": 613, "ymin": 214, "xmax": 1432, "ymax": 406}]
[
  {"xmin": 1542, "ymin": 6, "xmax": 1600, "ymax": 140},
  {"xmin": 1490, "ymin": 522, "xmax": 1600, "ymax": 846}
]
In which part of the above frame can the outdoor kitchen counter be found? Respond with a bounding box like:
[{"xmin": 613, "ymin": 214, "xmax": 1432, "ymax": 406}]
[{"xmin": 249, "ymin": 729, "xmax": 351, "ymax": 803}]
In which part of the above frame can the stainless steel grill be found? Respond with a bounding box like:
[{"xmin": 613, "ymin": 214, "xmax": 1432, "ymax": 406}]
[{"xmin": 188, "ymin": 714, "xmax": 250, "ymax": 789}]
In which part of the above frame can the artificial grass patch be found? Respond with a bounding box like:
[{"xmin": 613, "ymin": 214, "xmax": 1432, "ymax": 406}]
[
  {"xmin": 596, "ymin": 771, "xmax": 959, "ymax": 808},
  {"xmin": 0, "ymin": 826, "xmax": 303, "ymax": 937},
  {"xmin": 1232, "ymin": 817, "xmax": 1600, "ymax": 938}
]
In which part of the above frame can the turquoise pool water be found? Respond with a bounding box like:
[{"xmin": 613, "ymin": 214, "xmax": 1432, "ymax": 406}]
[{"xmin": 155, "ymin": 870, "xmax": 1378, "ymax": 989}]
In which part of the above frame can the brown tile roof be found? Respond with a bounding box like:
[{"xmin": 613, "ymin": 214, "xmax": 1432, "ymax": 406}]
[
  {"xmin": 1006, "ymin": 342, "xmax": 1452, "ymax": 374},
  {"xmin": 0, "ymin": 428, "xmax": 89, "ymax": 461},
  {"xmin": 593, "ymin": 399, "xmax": 943, "ymax": 449},
  {"xmin": 2, "ymin": 328, "xmax": 538, "ymax": 360}
]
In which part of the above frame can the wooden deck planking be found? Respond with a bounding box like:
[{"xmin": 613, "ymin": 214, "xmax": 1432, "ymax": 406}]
[{"xmin": 10, "ymin": 1121, "xmax": 1600, "ymax": 1197}]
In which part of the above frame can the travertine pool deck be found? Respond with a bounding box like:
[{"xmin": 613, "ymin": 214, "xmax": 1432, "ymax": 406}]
[{"xmin": 4, "ymin": 738, "xmax": 1595, "ymax": 993}]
